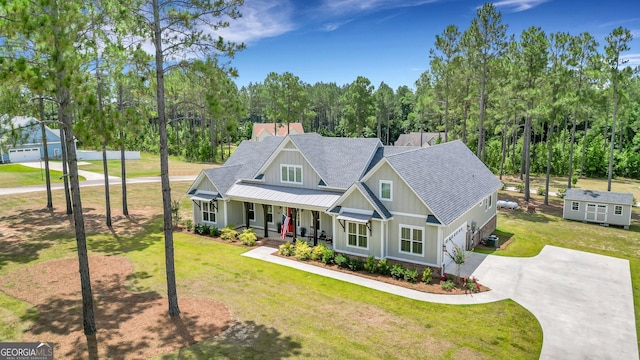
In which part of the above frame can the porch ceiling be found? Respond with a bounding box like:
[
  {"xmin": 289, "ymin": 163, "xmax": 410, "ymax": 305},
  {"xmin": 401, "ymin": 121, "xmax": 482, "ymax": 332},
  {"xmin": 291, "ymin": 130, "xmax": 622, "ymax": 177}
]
[{"xmin": 226, "ymin": 182, "xmax": 342, "ymax": 209}]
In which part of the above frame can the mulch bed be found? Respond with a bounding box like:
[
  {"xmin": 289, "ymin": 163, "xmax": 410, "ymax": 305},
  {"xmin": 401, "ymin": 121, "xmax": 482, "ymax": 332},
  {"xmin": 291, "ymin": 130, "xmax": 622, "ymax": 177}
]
[{"xmin": 0, "ymin": 255, "xmax": 232, "ymax": 359}]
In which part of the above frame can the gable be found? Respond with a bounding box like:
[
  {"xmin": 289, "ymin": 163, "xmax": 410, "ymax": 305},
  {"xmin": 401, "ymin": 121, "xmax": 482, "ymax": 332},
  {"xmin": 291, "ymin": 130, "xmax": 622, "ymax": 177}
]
[
  {"xmin": 186, "ymin": 170, "xmax": 220, "ymax": 195},
  {"xmin": 363, "ymin": 161, "xmax": 430, "ymax": 216},
  {"xmin": 385, "ymin": 141, "xmax": 502, "ymax": 225},
  {"xmin": 259, "ymin": 138, "xmax": 323, "ymax": 188}
]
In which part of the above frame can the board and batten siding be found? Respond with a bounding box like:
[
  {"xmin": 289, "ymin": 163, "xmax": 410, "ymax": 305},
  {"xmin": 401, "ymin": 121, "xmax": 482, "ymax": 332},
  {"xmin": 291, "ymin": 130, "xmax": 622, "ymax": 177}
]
[
  {"xmin": 364, "ymin": 162, "xmax": 429, "ymax": 215},
  {"xmin": 193, "ymin": 176, "xmax": 218, "ymax": 192},
  {"xmin": 333, "ymin": 219, "xmax": 383, "ymax": 258},
  {"xmin": 443, "ymin": 191, "xmax": 498, "ymax": 247},
  {"xmin": 386, "ymin": 215, "xmax": 439, "ymax": 266},
  {"xmin": 262, "ymin": 149, "xmax": 322, "ymax": 189},
  {"xmin": 339, "ymin": 189, "xmax": 376, "ymax": 213}
]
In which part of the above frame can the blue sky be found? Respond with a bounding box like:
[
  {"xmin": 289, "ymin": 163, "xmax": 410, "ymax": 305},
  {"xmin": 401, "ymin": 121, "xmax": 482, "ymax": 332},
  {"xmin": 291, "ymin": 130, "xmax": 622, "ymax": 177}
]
[{"xmin": 220, "ymin": 0, "xmax": 640, "ymax": 91}]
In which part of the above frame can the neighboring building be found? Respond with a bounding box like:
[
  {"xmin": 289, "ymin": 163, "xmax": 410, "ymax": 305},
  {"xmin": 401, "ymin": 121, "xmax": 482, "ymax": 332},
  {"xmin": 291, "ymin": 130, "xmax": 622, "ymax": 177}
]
[
  {"xmin": 0, "ymin": 116, "xmax": 64, "ymax": 163},
  {"xmin": 251, "ymin": 122, "xmax": 304, "ymax": 141},
  {"xmin": 563, "ymin": 189, "xmax": 634, "ymax": 229},
  {"xmin": 394, "ymin": 132, "xmax": 445, "ymax": 147},
  {"xmin": 187, "ymin": 134, "xmax": 501, "ymax": 270}
]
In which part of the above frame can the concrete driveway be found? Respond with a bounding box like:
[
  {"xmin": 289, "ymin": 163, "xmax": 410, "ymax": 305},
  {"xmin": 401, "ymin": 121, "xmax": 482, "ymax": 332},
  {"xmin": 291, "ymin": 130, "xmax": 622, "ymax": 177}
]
[{"xmin": 471, "ymin": 246, "xmax": 638, "ymax": 360}]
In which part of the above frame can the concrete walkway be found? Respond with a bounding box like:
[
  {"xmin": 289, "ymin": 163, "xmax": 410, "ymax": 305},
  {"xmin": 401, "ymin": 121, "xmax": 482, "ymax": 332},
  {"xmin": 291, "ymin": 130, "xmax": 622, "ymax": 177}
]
[{"xmin": 243, "ymin": 245, "xmax": 639, "ymax": 360}]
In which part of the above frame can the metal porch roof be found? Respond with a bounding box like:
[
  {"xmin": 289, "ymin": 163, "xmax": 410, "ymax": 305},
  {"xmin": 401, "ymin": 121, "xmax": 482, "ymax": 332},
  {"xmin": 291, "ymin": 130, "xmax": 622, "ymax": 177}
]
[{"xmin": 226, "ymin": 183, "xmax": 341, "ymax": 209}]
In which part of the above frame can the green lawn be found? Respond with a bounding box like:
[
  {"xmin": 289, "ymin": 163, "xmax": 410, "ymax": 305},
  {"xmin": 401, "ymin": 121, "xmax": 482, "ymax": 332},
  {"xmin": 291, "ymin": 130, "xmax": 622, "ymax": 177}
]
[
  {"xmin": 0, "ymin": 182, "xmax": 543, "ymax": 359},
  {"xmin": 501, "ymin": 174, "xmax": 640, "ymax": 201},
  {"xmin": 0, "ymin": 163, "xmax": 85, "ymax": 187},
  {"xmin": 79, "ymin": 152, "xmax": 220, "ymax": 178},
  {"xmin": 1, "ymin": 174, "xmax": 638, "ymax": 358},
  {"xmin": 477, "ymin": 191, "xmax": 640, "ymax": 352}
]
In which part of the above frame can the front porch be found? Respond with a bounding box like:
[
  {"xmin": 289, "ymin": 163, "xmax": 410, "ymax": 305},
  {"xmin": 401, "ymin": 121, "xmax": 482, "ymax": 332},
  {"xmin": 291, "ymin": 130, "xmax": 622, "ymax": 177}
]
[{"xmin": 251, "ymin": 227, "xmax": 334, "ymax": 249}]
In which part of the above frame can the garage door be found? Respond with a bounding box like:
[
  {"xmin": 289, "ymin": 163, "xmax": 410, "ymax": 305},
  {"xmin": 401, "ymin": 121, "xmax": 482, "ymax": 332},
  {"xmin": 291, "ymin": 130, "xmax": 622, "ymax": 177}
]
[
  {"xmin": 9, "ymin": 148, "xmax": 40, "ymax": 163},
  {"xmin": 443, "ymin": 222, "xmax": 467, "ymax": 266}
]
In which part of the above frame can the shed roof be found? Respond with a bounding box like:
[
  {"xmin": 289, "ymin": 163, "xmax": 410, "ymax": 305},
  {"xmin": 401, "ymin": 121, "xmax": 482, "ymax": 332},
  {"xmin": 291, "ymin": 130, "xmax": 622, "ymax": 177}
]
[
  {"xmin": 565, "ymin": 189, "xmax": 634, "ymax": 205},
  {"xmin": 226, "ymin": 182, "xmax": 341, "ymax": 209}
]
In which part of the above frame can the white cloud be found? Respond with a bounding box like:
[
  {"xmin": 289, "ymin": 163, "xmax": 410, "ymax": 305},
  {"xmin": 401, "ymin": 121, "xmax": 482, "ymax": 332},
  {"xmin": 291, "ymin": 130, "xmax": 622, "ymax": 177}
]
[
  {"xmin": 214, "ymin": 0, "xmax": 296, "ymax": 44},
  {"xmin": 319, "ymin": 0, "xmax": 438, "ymax": 16},
  {"xmin": 315, "ymin": 0, "xmax": 438, "ymax": 31},
  {"xmin": 621, "ymin": 53, "xmax": 640, "ymax": 67},
  {"xmin": 492, "ymin": 0, "xmax": 549, "ymax": 12}
]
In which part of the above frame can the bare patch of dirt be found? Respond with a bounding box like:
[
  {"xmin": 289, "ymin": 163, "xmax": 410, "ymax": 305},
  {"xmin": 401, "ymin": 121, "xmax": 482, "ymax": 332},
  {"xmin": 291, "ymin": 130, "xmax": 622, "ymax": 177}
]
[{"xmin": 0, "ymin": 255, "xmax": 232, "ymax": 359}]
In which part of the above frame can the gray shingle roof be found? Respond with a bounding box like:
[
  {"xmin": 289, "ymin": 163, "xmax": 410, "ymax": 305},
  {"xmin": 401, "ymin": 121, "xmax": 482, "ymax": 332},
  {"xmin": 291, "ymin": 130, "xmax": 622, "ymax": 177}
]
[
  {"xmin": 289, "ymin": 134, "xmax": 381, "ymax": 189},
  {"xmin": 565, "ymin": 189, "xmax": 634, "ymax": 205},
  {"xmin": 204, "ymin": 136, "xmax": 284, "ymax": 196},
  {"xmin": 385, "ymin": 140, "xmax": 503, "ymax": 225}
]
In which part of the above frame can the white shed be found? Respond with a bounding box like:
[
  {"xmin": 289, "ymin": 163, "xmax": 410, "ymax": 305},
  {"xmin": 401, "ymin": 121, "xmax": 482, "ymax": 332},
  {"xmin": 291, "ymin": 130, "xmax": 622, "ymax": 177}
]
[{"xmin": 562, "ymin": 189, "xmax": 634, "ymax": 229}]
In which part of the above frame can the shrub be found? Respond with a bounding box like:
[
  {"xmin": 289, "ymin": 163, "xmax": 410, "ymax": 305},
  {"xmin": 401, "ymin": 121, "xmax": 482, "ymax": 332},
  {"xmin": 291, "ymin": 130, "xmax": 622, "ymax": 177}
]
[
  {"xmin": 183, "ymin": 219, "xmax": 193, "ymax": 232},
  {"xmin": 335, "ymin": 254, "xmax": 349, "ymax": 269},
  {"xmin": 441, "ymin": 280, "xmax": 455, "ymax": 291},
  {"xmin": 311, "ymin": 243, "xmax": 327, "ymax": 261},
  {"xmin": 171, "ymin": 199, "xmax": 181, "ymax": 228},
  {"xmin": 572, "ymin": 175, "xmax": 578, "ymax": 185},
  {"xmin": 347, "ymin": 257, "xmax": 364, "ymax": 271},
  {"xmin": 294, "ymin": 239, "xmax": 312, "ymax": 260},
  {"xmin": 209, "ymin": 226, "xmax": 220, "ymax": 237},
  {"xmin": 364, "ymin": 256, "xmax": 376, "ymax": 274},
  {"xmin": 279, "ymin": 242, "xmax": 294, "ymax": 256},
  {"xmin": 421, "ymin": 267, "xmax": 432, "ymax": 284},
  {"xmin": 464, "ymin": 276, "xmax": 481, "ymax": 293},
  {"xmin": 239, "ymin": 228, "xmax": 257, "ymax": 246},
  {"xmin": 515, "ymin": 182, "xmax": 525, "ymax": 193},
  {"xmin": 536, "ymin": 186, "xmax": 546, "ymax": 196},
  {"xmin": 321, "ymin": 248, "xmax": 335, "ymax": 265},
  {"xmin": 390, "ymin": 264, "xmax": 404, "ymax": 280},
  {"xmin": 377, "ymin": 258, "xmax": 391, "ymax": 276},
  {"xmin": 557, "ymin": 187, "xmax": 566, "ymax": 199},
  {"xmin": 195, "ymin": 224, "xmax": 210, "ymax": 235},
  {"xmin": 220, "ymin": 226, "xmax": 238, "ymax": 241},
  {"xmin": 403, "ymin": 268, "xmax": 418, "ymax": 283}
]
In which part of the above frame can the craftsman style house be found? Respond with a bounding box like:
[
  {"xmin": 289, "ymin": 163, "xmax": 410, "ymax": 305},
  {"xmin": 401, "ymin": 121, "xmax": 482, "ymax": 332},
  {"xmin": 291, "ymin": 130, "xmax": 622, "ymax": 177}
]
[{"xmin": 187, "ymin": 133, "xmax": 501, "ymax": 269}]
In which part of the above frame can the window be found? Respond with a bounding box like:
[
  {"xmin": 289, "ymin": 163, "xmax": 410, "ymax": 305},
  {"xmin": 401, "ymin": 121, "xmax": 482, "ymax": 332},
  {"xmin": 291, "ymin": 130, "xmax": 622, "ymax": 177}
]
[
  {"xmin": 202, "ymin": 201, "xmax": 216, "ymax": 223},
  {"xmin": 280, "ymin": 164, "xmax": 302, "ymax": 184},
  {"xmin": 347, "ymin": 222, "xmax": 368, "ymax": 249},
  {"xmin": 248, "ymin": 203, "xmax": 255, "ymax": 221},
  {"xmin": 614, "ymin": 205, "xmax": 623, "ymax": 216},
  {"xmin": 266, "ymin": 205, "xmax": 273, "ymax": 223},
  {"xmin": 571, "ymin": 201, "xmax": 579, "ymax": 211},
  {"xmin": 380, "ymin": 180, "xmax": 392, "ymax": 201},
  {"xmin": 400, "ymin": 225, "xmax": 423, "ymax": 255},
  {"xmin": 485, "ymin": 195, "xmax": 492, "ymax": 210}
]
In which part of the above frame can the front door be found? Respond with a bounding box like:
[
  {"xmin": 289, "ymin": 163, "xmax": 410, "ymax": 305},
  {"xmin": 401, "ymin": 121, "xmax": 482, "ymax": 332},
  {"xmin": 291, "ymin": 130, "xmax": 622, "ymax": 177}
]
[{"xmin": 585, "ymin": 203, "xmax": 607, "ymax": 222}]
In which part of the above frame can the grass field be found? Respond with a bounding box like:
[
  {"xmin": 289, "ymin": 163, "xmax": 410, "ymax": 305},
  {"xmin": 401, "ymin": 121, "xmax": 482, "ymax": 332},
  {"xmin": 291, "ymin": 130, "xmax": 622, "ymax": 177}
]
[
  {"xmin": 0, "ymin": 170, "xmax": 638, "ymax": 358},
  {"xmin": 79, "ymin": 152, "xmax": 217, "ymax": 178},
  {"xmin": 0, "ymin": 182, "xmax": 542, "ymax": 358},
  {"xmin": 501, "ymin": 174, "xmax": 640, "ymax": 201},
  {"xmin": 0, "ymin": 163, "xmax": 85, "ymax": 187}
]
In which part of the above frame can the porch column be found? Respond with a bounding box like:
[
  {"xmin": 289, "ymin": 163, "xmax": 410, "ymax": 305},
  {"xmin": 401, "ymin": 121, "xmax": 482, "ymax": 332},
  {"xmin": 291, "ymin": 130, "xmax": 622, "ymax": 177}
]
[
  {"xmin": 292, "ymin": 208, "xmax": 297, "ymax": 239},
  {"xmin": 312, "ymin": 210, "xmax": 319, "ymax": 246},
  {"xmin": 244, "ymin": 202, "xmax": 250, "ymax": 229},
  {"xmin": 261, "ymin": 204, "xmax": 268, "ymax": 238}
]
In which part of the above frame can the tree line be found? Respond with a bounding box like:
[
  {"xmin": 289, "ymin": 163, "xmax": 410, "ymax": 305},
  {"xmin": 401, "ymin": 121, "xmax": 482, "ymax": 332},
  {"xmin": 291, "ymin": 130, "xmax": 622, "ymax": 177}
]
[{"xmin": 0, "ymin": 2, "xmax": 638, "ymax": 356}]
